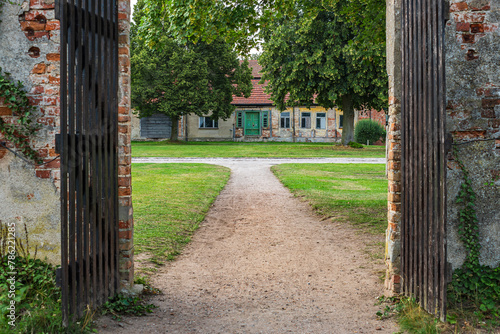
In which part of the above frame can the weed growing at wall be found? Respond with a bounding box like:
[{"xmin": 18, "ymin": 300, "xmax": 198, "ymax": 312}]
[
  {"xmin": 0, "ymin": 222, "xmax": 95, "ymax": 333},
  {"xmin": 0, "ymin": 68, "xmax": 41, "ymax": 163},
  {"xmin": 447, "ymin": 146, "xmax": 500, "ymax": 325}
]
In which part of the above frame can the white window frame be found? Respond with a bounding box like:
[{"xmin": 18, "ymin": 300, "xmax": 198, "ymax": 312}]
[
  {"xmin": 316, "ymin": 112, "xmax": 326, "ymax": 129},
  {"xmin": 280, "ymin": 112, "xmax": 290, "ymax": 128},
  {"xmin": 301, "ymin": 112, "xmax": 311, "ymax": 129},
  {"xmin": 199, "ymin": 116, "xmax": 219, "ymax": 129}
]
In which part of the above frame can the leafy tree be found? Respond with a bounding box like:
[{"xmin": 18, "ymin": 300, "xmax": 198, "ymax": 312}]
[
  {"xmin": 259, "ymin": 5, "xmax": 387, "ymax": 144},
  {"xmin": 131, "ymin": 9, "xmax": 253, "ymax": 140},
  {"xmin": 134, "ymin": 0, "xmax": 387, "ymax": 144}
]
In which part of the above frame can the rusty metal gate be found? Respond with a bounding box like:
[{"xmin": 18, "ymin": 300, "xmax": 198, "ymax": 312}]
[
  {"xmin": 56, "ymin": 0, "xmax": 119, "ymax": 324},
  {"xmin": 401, "ymin": 0, "xmax": 448, "ymax": 320}
]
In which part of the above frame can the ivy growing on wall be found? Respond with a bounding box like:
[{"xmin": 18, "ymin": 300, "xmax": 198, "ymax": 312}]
[
  {"xmin": 0, "ymin": 68, "xmax": 42, "ymax": 163},
  {"xmin": 448, "ymin": 146, "xmax": 500, "ymax": 320}
]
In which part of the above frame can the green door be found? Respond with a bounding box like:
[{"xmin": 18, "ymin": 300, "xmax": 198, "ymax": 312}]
[{"xmin": 245, "ymin": 112, "xmax": 260, "ymax": 136}]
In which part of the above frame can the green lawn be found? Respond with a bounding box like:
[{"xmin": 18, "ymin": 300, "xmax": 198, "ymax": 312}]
[
  {"xmin": 132, "ymin": 141, "xmax": 386, "ymax": 158},
  {"xmin": 132, "ymin": 163, "xmax": 230, "ymax": 264},
  {"xmin": 271, "ymin": 163, "xmax": 388, "ymax": 235}
]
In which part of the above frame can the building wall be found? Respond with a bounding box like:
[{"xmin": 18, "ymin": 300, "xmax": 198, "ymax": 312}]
[
  {"xmin": 179, "ymin": 113, "xmax": 234, "ymax": 141},
  {"xmin": 357, "ymin": 108, "xmax": 387, "ymax": 127},
  {"xmin": 385, "ymin": 0, "xmax": 403, "ymax": 293},
  {"xmin": 0, "ymin": 0, "xmax": 134, "ymax": 288},
  {"xmin": 445, "ymin": 0, "xmax": 500, "ymax": 269},
  {"xmin": 237, "ymin": 106, "xmax": 341, "ymax": 142},
  {"xmin": 176, "ymin": 107, "xmax": 369, "ymax": 142},
  {"xmin": 385, "ymin": 0, "xmax": 500, "ymax": 293},
  {"xmin": 0, "ymin": 0, "xmax": 63, "ymax": 264}
]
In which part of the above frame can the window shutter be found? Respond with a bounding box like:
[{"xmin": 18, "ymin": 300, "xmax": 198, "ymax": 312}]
[
  {"xmin": 262, "ymin": 111, "xmax": 269, "ymax": 128},
  {"xmin": 237, "ymin": 112, "xmax": 243, "ymax": 128}
]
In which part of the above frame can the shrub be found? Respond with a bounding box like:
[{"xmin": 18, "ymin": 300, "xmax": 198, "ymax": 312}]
[
  {"xmin": 354, "ymin": 119, "xmax": 386, "ymax": 145},
  {"xmin": 348, "ymin": 141, "xmax": 364, "ymax": 149}
]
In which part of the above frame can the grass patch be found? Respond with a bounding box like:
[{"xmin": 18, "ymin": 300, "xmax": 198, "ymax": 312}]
[
  {"xmin": 132, "ymin": 163, "xmax": 230, "ymax": 264},
  {"xmin": 271, "ymin": 163, "xmax": 388, "ymax": 235},
  {"xmin": 376, "ymin": 296, "xmax": 449, "ymax": 333},
  {"xmin": 132, "ymin": 140, "xmax": 386, "ymax": 158}
]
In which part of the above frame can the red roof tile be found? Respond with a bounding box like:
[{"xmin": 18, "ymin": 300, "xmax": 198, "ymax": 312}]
[
  {"xmin": 234, "ymin": 60, "xmax": 274, "ymax": 106},
  {"xmin": 232, "ymin": 79, "xmax": 274, "ymax": 106}
]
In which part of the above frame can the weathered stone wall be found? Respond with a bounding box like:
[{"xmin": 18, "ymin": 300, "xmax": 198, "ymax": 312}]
[
  {"xmin": 445, "ymin": 0, "xmax": 500, "ymax": 269},
  {"xmin": 385, "ymin": 0, "xmax": 499, "ymax": 293},
  {"xmin": 385, "ymin": 0, "xmax": 402, "ymax": 293},
  {"xmin": 0, "ymin": 0, "xmax": 134, "ymax": 288},
  {"xmin": 117, "ymin": 0, "xmax": 134, "ymax": 288},
  {"xmin": 0, "ymin": 0, "xmax": 61, "ymax": 263}
]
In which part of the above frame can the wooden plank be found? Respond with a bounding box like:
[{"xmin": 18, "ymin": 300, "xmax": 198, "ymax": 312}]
[
  {"xmin": 82, "ymin": 0, "xmax": 91, "ymax": 308},
  {"xmin": 89, "ymin": 0, "xmax": 98, "ymax": 309},
  {"xmin": 422, "ymin": 0, "xmax": 429, "ymax": 310},
  {"xmin": 102, "ymin": 0, "xmax": 110, "ymax": 301},
  {"xmin": 60, "ymin": 0, "xmax": 69, "ymax": 325},
  {"xmin": 437, "ymin": 0, "xmax": 447, "ymax": 320},
  {"xmin": 68, "ymin": 0, "xmax": 77, "ymax": 318},
  {"xmin": 75, "ymin": 0, "xmax": 85, "ymax": 316}
]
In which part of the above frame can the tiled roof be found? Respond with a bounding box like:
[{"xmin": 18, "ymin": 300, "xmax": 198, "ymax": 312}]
[
  {"xmin": 234, "ymin": 59, "xmax": 274, "ymax": 106},
  {"xmin": 247, "ymin": 60, "xmax": 263, "ymax": 78},
  {"xmin": 232, "ymin": 79, "xmax": 274, "ymax": 106}
]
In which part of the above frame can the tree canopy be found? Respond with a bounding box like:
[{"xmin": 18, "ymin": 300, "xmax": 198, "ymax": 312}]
[
  {"xmin": 137, "ymin": 0, "xmax": 386, "ymax": 54},
  {"xmin": 259, "ymin": 3, "xmax": 387, "ymax": 144},
  {"xmin": 133, "ymin": 0, "xmax": 387, "ymax": 144},
  {"xmin": 131, "ymin": 33, "xmax": 253, "ymax": 140}
]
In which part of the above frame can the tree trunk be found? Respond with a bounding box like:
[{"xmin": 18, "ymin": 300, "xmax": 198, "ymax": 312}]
[
  {"xmin": 171, "ymin": 115, "xmax": 179, "ymax": 141},
  {"xmin": 341, "ymin": 95, "xmax": 355, "ymax": 145}
]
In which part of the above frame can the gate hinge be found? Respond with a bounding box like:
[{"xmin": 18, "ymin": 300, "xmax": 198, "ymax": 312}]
[
  {"xmin": 55, "ymin": 133, "xmax": 61, "ymax": 154},
  {"xmin": 55, "ymin": 267, "xmax": 62, "ymax": 287},
  {"xmin": 444, "ymin": 133, "xmax": 454, "ymax": 154},
  {"xmin": 443, "ymin": 0, "xmax": 450, "ymax": 23},
  {"xmin": 54, "ymin": 0, "xmax": 61, "ymax": 21}
]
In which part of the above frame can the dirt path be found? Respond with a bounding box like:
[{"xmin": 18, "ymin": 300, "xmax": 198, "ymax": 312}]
[{"xmin": 99, "ymin": 158, "xmax": 397, "ymax": 333}]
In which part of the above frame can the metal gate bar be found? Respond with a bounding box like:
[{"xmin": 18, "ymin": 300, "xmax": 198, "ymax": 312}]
[
  {"xmin": 58, "ymin": 0, "xmax": 119, "ymax": 324},
  {"xmin": 401, "ymin": 0, "xmax": 447, "ymax": 320}
]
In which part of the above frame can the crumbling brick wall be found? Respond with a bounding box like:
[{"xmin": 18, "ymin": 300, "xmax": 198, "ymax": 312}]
[
  {"xmin": 385, "ymin": 0, "xmax": 499, "ymax": 293},
  {"xmin": 0, "ymin": 0, "xmax": 133, "ymax": 288},
  {"xmin": 445, "ymin": 0, "xmax": 500, "ymax": 270}
]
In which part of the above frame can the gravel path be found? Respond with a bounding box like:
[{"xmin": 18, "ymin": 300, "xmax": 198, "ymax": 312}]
[{"xmin": 98, "ymin": 158, "xmax": 397, "ymax": 333}]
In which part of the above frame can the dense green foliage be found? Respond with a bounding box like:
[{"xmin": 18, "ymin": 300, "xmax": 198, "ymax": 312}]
[
  {"xmin": 131, "ymin": 1, "xmax": 252, "ymax": 140},
  {"xmin": 0, "ymin": 68, "xmax": 41, "ymax": 163},
  {"xmin": 0, "ymin": 223, "xmax": 91, "ymax": 333},
  {"xmin": 133, "ymin": 0, "xmax": 387, "ymax": 144},
  {"xmin": 101, "ymin": 293, "xmax": 156, "ymax": 320},
  {"xmin": 448, "ymin": 147, "xmax": 500, "ymax": 324},
  {"xmin": 259, "ymin": 3, "xmax": 387, "ymax": 145},
  {"xmin": 354, "ymin": 119, "xmax": 386, "ymax": 145}
]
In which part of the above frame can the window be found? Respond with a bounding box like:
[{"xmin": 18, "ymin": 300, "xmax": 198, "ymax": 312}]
[
  {"xmin": 280, "ymin": 112, "xmax": 290, "ymax": 128},
  {"xmin": 316, "ymin": 112, "xmax": 326, "ymax": 129},
  {"xmin": 236, "ymin": 111, "xmax": 243, "ymax": 128},
  {"xmin": 262, "ymin": 111, "xmax": 269, "ymax": 128},
  {"xmin": 199, "ymin": 116, "xmax": 218, "ymax": 128},
  {"xmin": 339, "ymin": 114, "xmax": 344, "ymax": 128},
  {"xmin": 301, "ymin": 112, "xmax": 311, "ymax": 128}
]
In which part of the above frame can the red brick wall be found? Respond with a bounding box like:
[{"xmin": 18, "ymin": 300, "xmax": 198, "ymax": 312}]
[
  {"xmin": 117, "ymin": 0, "xmax": 133, "ymax": 288},
  {"xmin": 357, "ymin": 108, "xmax": 387, "ymax": 127}
]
